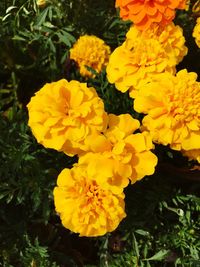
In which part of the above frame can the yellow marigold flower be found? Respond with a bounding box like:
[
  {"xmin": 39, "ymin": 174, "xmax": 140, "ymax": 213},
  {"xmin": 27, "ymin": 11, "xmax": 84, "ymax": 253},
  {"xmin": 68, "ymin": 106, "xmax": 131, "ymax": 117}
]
[
  {"xmin": 83, "ymin": 114, "xmax": 158, "ymax": 183},
  {"xmin": 53, "ymin": 166, "xmax": 126, "ymax": 237},
  {"xmin": 115, "ymin": 0, "xmax": 186, "ymax": 31},
  {"xmin": 27, "ymin": 79, "xmax": 108, "ymax": 156},
  {"xmin": 70, "ymin": 35, "xmax": 111, "ymax": 77},
  {"xmin": 78, "ymin": 152, "xmax": 130, "ymax": 193},
  {"xmin": 107, "ymin": 40, "xmax": 173, "ymax": 99},
  {"xmin": 107, "ymin": 23, "xmax": 187, "ymax": 98},
  {"xmin": 183, "ymin": 149, "xmax": 200, "ymax": 163},
  {"xmin": 134, "ymin": 69, "xmax": 200, "ymax": 152},
  {"xmin": 126, "ymin": 23, "xmax": 187, "ymax": 66},
  {"xmin": 193, "ymin": 17, "xmax": 200, "ymax": 48}
]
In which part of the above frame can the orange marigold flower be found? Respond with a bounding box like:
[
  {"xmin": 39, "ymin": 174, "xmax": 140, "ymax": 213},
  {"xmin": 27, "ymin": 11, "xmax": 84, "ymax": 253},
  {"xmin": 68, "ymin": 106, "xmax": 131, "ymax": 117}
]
[
  {"xmin": 193, "ymin": 17, "xmax": 200, "ymax": 48},
  {"xmin": 27, "ymin": 79, "xmax": 108, "ymax": 156},
  {"xmin": 107, "ymin": 23, "xmax": 187, "ymax": 98},
  {"xmin": 134, "ymin": 69, "xmax": 200, "ymax": 153},
  {"xmin": 70, "ymin": 35, "xmax": 111, "ymax": 77},
  {"xmin": 53, "ymin": 166, "xmax": 126, "ymax": 237},
  {"xmin": 83, "ymin": 114, "xmax": 158, "ymax": 183},
  {"xmin": 115, "ymin": 0, "xmax": 186, "ymax": 30}
]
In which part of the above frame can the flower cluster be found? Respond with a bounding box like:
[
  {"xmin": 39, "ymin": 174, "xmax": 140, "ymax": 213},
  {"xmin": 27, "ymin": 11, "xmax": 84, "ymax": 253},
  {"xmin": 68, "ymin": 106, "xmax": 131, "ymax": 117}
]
[
  {"xmin": 133, "ymin": 70, "xmax": 200, "ymax": 161},
  {"xmin": 193, "ymin": 17, "xmax": 200, "ymax": 48},
  {"xmin": 83, "ymin": 114, "xmax": 158, "ymax": 184},
  {"xmin": 108, "ymin": 0, "xmax": 200, "ymax": 164},
  {"xmin": 107, "ymin": 22, "xmax": 187, "ymax": 98},
  {"xmin": 27, "ymin": 0, "xmax": 200, "ymax": 238},
  {"xmin": 52, "ymin": 114, "xmax": 157, "ymax": 236},
  {"xmin": 115, "ymin": 0, "xmax": 186, "ymax": 30},
  {"xmin": 70, "ymin": 35, "xmax": 111, "ymax": 77},
  {"xmin": 27, "ymin": 80, "xmax": 158, "ymax": 236}
]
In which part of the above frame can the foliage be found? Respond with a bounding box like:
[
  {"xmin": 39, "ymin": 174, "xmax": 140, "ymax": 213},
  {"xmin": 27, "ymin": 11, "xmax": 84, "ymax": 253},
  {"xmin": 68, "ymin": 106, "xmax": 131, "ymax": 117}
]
[
  {"xmin": 0, "ymin": 0, "xmax": 200, "ymax": 266},
  {"xmin": 97, "ymin": 176, "xmax": 200, "ymax": 267}
]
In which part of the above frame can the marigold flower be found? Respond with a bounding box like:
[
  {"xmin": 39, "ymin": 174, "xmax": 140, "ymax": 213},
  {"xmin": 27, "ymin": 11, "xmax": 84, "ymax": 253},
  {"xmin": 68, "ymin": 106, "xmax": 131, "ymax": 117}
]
[
  {"xmin": 107, "ymin": 23, "xmax": 187, "ymax": 98},
  {"xmin": 126, "ymin": 23, "xmax": 187, "ymax": 66},
  {"xmin": 53, "ymin": 166, "xmax": 126, "ymax": 237},
  {"xmin": 107, "ymin": 39, "xmax": 173, "ymax": 98},
  {"xmin": 27, "ymin": 79, "xmax": 107, "ymax": 155},
  {"xmin": 78, "ymin": 152, "xmax": 130, "ymax": 193},
  {"xmin": 115, "ymin": 0, "xmax": 186, "ymax": 30},
  {"xmin": 83, "ymin": 114, "xmax": 158, "ymax": 183},
  {"xmin": 70, "ymin": 35, "xmax": 111, "ymax": 77},
  {"xmin": 134, "ymin": 69, "xmax": 200, "ymax": 152},
  {"xmin": 193, "ymin": 17, "xmax": 200, "ymax": 48}
]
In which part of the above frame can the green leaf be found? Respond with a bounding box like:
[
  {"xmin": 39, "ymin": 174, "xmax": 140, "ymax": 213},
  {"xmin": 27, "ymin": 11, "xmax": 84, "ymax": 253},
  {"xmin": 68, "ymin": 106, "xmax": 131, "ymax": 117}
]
[
  {"xmin": 12, "ymin": 35, "xmax": 27, "ymax": 41},
  {"xmin": 2, "ymin": 13, "xmax": 12, "ymax": 21},
  {"xmin": 35, "ymin": 8, "xmax": 49, "ymax": 26},
  {"xmin": 132, "ymin": 233, "xmax": 140, "ymax": 258},
  {"xmin": 6, "ymin": 6, "xmax": 17, "ymax": 14},
  {"xmin": 135, "ymin": 229, "xmax": 150, "ymax": 236},
  {"xmin": 60, "ymin": 50, "xmax": 68, "ymax": 64},
  {"xmin": 108, "ymin": 18, "xmax": 120, "ymax": 29},
  {"xmin": 144, "ymin": 250, "xmax": 170, "ymax": 261},
  {"xmin": 43, "ymin": 21, "xmax": 56, "ymax": 28},
  {"xmin": 61, "ymin": 31, "xmax": 76, "ymax": 43},
  {"xmin": 56, "ymin": 32, "xmax": 71, "ymax": 47}
]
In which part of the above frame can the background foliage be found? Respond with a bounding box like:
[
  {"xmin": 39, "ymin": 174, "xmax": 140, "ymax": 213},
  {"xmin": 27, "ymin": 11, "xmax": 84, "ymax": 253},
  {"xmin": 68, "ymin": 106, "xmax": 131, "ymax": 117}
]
[{"xmin": 0, "ymin": 0, "xmax": 200, "ymax": 266}]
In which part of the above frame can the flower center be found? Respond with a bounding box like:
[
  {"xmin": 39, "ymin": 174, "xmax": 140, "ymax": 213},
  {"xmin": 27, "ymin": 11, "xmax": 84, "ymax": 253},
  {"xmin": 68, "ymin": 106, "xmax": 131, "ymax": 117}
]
[
  {"xmin": 87, "ymin": 183, "xmax": 99, "ymax": 198},
  {"xmin": 168, "ymin": 85, "xmax": 200, "ymax": 124}
]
